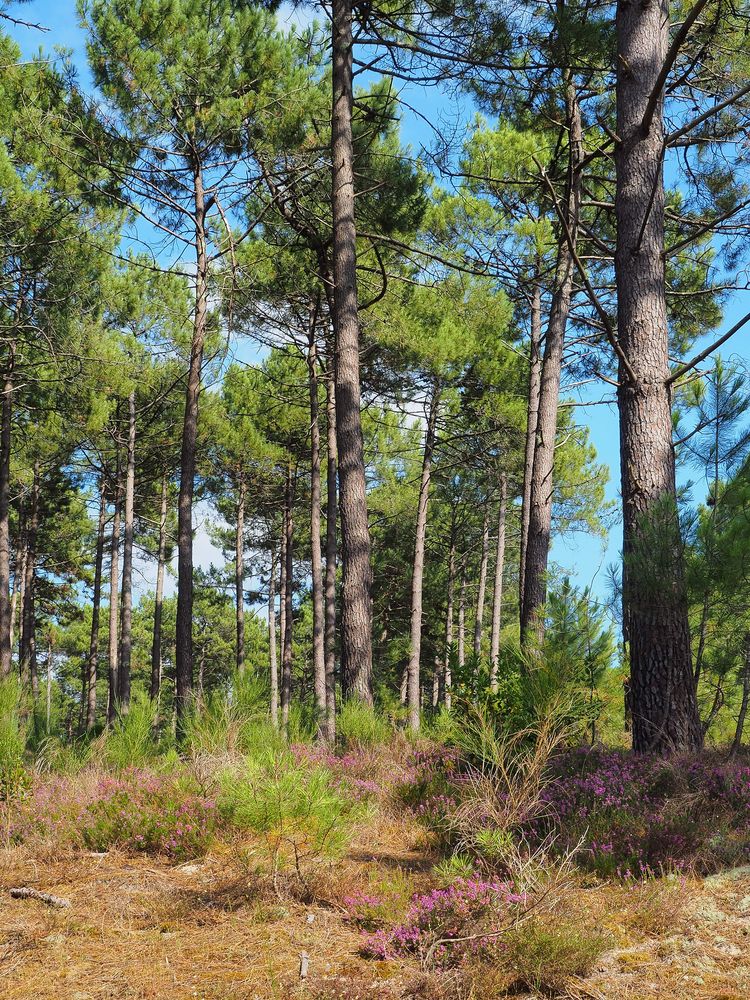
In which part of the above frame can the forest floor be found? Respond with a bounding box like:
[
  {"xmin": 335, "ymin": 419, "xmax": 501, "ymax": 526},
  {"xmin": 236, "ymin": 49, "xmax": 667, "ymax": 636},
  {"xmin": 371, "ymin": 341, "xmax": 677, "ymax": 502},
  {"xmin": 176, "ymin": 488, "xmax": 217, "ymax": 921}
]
[{"xmin": 2, "ymin": 809, "xmax": 750, "ymax": 1000}]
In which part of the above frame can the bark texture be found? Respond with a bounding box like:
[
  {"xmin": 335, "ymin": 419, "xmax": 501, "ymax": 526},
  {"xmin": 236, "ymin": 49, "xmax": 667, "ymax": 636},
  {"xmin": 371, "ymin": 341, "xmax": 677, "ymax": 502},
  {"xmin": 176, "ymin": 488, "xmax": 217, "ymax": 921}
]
[
  {"xmin": 324, "ymin": 356, "xmax": 337, "ymax": 742},
  {"xmin": 20, "ymin": 463, "xmax": 39, "ymax": 699},
  {"xmin": 615, "ymin": 0, "xmax": 702, "ymax": 752},
  {"xmin": 107, "ymin": 481, "xmax": 121, "ymax": 726},
  {"xmin": 0, "ymin": 341, "xmax": 14, "ymax": 678},
  {"xmin": 489, "ymin": 474, "xmax": 507, "ymax": 691},
  {"xmin": 519, "ymin": 283, "xmax": 542, "ymax": 624},
  {"xmin": 84, "ymin": 478, "xmax": 107, "ymax": 731},
  {"xmin": 150, "ymin": 473, "xmax": 168, "ymax": 702},
  {"xmin": 117, "ymin": 390, "xmax": 136, "ymax": 713},
  {"xmin": 281, "ymin": 465, "xmax": 294, "ymax": 731},
  {"xmin": 308, "ymin": 326, "xmax": 327, "ymax": 735},
  {"xmin": 235, "ymin": 479, "xmax": 246, "ymax": 675},
  {"xmin": 473, "ymin": 506, "xmax": 490, "ymax": 660},
  {"xmin": 268, "ymin": 546, "xmax": 279, "ymax": 729}
]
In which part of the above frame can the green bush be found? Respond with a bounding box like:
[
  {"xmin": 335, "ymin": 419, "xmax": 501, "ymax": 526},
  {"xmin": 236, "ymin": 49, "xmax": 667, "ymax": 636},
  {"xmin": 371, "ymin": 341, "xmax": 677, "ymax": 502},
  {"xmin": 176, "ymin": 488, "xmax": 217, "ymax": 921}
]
[
  {"xmin": 336, "ymin": 699, "xmax": 391, "ymax": 750},
  {"xmin": 0, "ymin": 677, "xmax": 29, "ymax": 801},
  {"xmin": 503, "ymin": 920, "xmax": 609, "ymax": 994},
  {"xmin": 100, "ymin": 696, "xmax": 160, "ymax": 770}
]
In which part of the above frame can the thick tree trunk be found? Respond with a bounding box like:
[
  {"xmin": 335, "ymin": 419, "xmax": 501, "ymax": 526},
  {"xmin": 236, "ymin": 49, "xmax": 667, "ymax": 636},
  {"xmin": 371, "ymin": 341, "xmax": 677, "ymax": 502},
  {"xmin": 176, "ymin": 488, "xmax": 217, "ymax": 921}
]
[
  {"xmin": 83, "ymin": 477, "xmax": 107, "ymax": 732},
  {"xmin": 268, "ymin": 547, "xmax": 279, "ymax": 728},
  {"xmin": 519, "ymin": 283, "xmax": 542, "ymax": 624},
  {"xmin": 0, "ymin": 340, "xmax": 15, "ymax": 678},
  {"xmin": 615, "ymin": 0, "xmax": 702, "ymax": 752},
  {"xmin": 308, "ymin": 325, "xmax": 327, "ymax": 736},
  {"xmin": 20, "ymin": 463, "xmax": 39, "ymax": 700},
  {"xmin": 489, "ymin": 474, "xmax": 507, "ymax": 692},
  {"xmin": 118, "ymin": 390, "xmax": 136, "ymax": 714},
  {"xmin": 150, "ymin": 472, "xmax": 168, "ymax": 702},
  {"xmin": 281, "ymin": 465, "xmax": 294, "ymax": 731},
  {"xmin": 521, "ymin": 84, "xmax": 582, "ymax": 644},
  {"xmin": 473, "ymin": 506, "xmax": 490, "ymax": 661},
  {"xmin": 331, "ymin": 0, "xmax": 373, "ymax": 704},
  {"xmin": 175, "ymin": 164, "xmax": 208, "ymax": 727},
  {"xmin": 407, "ymin": 383, "xmax": 440, "ymax": 731},
  {"xmin": 443, "ymin": 527, "xmax": 456, "ymax": 711},
  {"xmin": 107, "ymin": 475, "xmax": 121, "ymax": 727},
  {"xmin": 235, "ymin": 478, "xmax": 246, "ymax": 675},
  {"xmin": 324, "ymin": 352, "xmax": 338, "ymax": 742}
]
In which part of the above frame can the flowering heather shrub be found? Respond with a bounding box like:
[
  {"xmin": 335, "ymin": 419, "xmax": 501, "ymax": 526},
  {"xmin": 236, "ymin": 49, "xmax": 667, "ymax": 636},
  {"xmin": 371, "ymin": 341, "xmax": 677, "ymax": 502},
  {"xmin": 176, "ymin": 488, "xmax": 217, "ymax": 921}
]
[
  {"xmin": 532, "ymin": 748, "xmax": 750, "ymax": 875},
  {"xmin": 363, "ymin": 877, "xmax": 526, "ymax": 965},
  {"xmin": 4, "ymin": 770, "xmax": 218, "ymax": 860}
]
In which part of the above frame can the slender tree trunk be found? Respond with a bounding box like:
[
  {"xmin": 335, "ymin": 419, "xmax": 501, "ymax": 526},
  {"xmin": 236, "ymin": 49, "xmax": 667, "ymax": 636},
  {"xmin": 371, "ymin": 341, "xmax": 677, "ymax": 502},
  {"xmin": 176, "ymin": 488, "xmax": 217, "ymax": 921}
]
[
  {"xmin": 45, "ymin": 634, "xmax": 52, "ymax": 732},
  {"xmin": 197, "ymin": 644, "xmax": 206, "ymax": 701},
  {"xmin": 20, "ymin": 462, "xmax": 39, "ymax": 700},
  {"xmin": 443, "ymin": 527, "xmax": 456, "ymax": 711},
  {"xmin": 151, "ymin": 472, "xmax": 168, "ymax": 703},
  {"xmin": 489, "ymin": 474, "xmax": 507, "ymax": 692},
  {"xmin": 83, "ymin": 477, "xmax": 107, "ymax": 732},
  {"xmin": 308, "ymin": 323, "xmax": 327, "ymax": 736},
  {"xmin": 278, "ymin": 514, "xmax": 287, "ymax": 715},
  {"xmin": 407, "ymin": 383, "xmax": 440, "ymax": 731},
  {"xmin": 268, "ymin": 547, "xmax": 279, "ymax": 729},
  {"xmin": 107, "ymin": 474, "xmax": 121, "ymax": 727},
  {"xmin": 519, "ymin": 283, "xmax": 542, "ymax": 624},
  {"xmin": 281, "ymin": 465, "xmax": 294, "ymax": 731},
  {"xmin": 521, "ymin": 84, "xmax": 582, "ymax": 644},
  {"xmin": 118, "ymin": 390, "xmax": 136, "ymax": 714},
  {"xmin": 732, "ymin": 635, "xmax": 750, "ymax": 754},
  {"xmin": 235, "ymin": 477, "xmax": 246, "ymax": 675},
  {"xmin": 324, "ymin": 351, "xmax": 338, "ymax": 742},
  {"xmin": 12, "ymin": 519, "xmax": 27, "ymax": 662},
  {"xmin": 615, "ymin": 0, "xmax": 701, "ymax": 752},
  {"xmin": 175, "ymin": 163, "xmax": 208, "ymax": 727},
  {"xmin": 457, "ymin": 564, "xmax": 466, "ymax": 673},
  {"xmin": 0, "ymin": 340, "xmax": 15, "ymax": 678},
  {"xmin": 331, "ymin": 0, "xmax": 373, "ymax": 704},
  {"xmin": 473, "ymin": 506, "xmax": 490, "ymax": 660}
]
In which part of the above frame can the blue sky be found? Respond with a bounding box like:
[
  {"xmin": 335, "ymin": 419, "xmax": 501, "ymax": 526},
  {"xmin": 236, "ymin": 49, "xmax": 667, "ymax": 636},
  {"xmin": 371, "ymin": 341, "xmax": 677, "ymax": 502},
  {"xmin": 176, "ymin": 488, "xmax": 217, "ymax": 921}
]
[{"xmin": 5, "ymin": 0, "xmax": 750, "ymax": 614}]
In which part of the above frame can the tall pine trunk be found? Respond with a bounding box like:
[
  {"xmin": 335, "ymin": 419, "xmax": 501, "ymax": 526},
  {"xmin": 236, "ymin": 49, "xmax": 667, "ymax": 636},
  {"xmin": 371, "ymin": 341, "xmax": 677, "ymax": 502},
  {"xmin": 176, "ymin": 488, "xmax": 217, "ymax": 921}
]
[
  {"xmin": 489, "ymin": 474, "xmax": 507, "ymax": 691},
  {"xmin": 443, "ymin": 524, "xmax": 456, "ymax": 711},
  {"xmin": 107, "ymin": 474, "xmax": 121, "ymax": 726},
  {"xmin": 324, "ymin": 353, "xmax": 338, "ymax": 742},
  {"xmin": 281, "ymin": 465, "xmax": 294, "ymax": 731},
  {"xmin": 151, "ymin": 472, "xmax": 168, "ymax": 702},
  {"xmin": 407, "ymin": 382, "xmax": 440, "ymax": 732},
  {"xmin": 457, "ymin": 564, "xmax": 466, "ymax": 672},
  {"xmin": 20, "ymin": 463, "xmax": 40, "ymax": 699},
  {"xmin": 0, "ymin": 340, "xmax": 15, "ymax": 678},
  {"xmin": 615, "ymin": 0, "xmax": 701, "ymax": 752},
  {"xmin": 308, "ymin": 323, "xmax": 327, "ymax": 735},
  {"xmin": 176, "ymin": 162, "xmax": 208, "ymax": 726},
  {"xmin": 473, "ymin": 506, "xmax": 490, "ymax": 660},
  {"xmin": 118, "ymin": 390, "xmax": 136, "ymax": 713},
  {"xmin": 519, "ymin": 283, "xmax": 542, "ymax": 624},
  {"xmin": 331, "ymin": 0, "xmax": 373, "ymax": 704},
  {"xmin": 521, "ymin": 83, "xmax": 582, "ymax": 644},
  {"xmin": 83, "ymin": 476, "xmax": 107, "ymax": 731},
  {"xmin": 11, "ymin": 520, "xmax": 27, "ymax": 660},
  {"xmin": 235, "ymin": 478, "xmax": 246, "ymax": 675},
  {"xmin": 268, "ymin": 546, "xmax": 279, "ymax": 729}
]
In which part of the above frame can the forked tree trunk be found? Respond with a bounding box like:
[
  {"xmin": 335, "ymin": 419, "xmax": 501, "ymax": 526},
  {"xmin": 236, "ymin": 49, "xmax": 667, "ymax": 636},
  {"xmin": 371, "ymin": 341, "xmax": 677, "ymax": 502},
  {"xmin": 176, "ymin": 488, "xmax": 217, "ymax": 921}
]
[
  {"xmin": 615, "ymin": 0, "xmax": 701, "ymax": 752},
  {"xmin": 118, "ymin": 390, "xmax": 136, "ymax": 714},
  {"xmin": 235, "ymin": 478, "xmax": 246, "ymax": 675},
  {"xmin": 308, "ymin": 324, "xmax": 327, "ymax": 736},
  {"xmin": 331, "ymin": 0, "xmax": 373, "ymax": 704},
  {"xmin": 521, "ymin": 83, "xmax": 582, "ymax": 645},
  {"xmin": 519, "ymin": 283, "xmax": 542, "ymax": 624},
  {"xmin": 473, "ymin": 506, "xmax": 490, "ymax": 660},
  {"xmin": 407, "ymin": 383, "xmax": 440, "ymax": 732},
  {"xmin": 151, "ymin": 472, "xmax": 168, "ymax": 702},
  {"xmin": 281, "ymin": 465, "xmax": 294, "ymax": 731},
  {"xmin": 324, "ymin": 353, "xmax": 337, "ymax": 742},
  {"xmin": 175, "ymin": 163, "xmax": 209, "ymax": 727},
  {"xmin": 107, "ymin": 475, "xmax": 121, "ymax": 727},
  {"xmin": 268, "ymin": 547, "xmax": 279, "ymax": 729},
  {"xmin": 0, "ymin": 340, "xmax": 15, "ymax": 678},
  {"xmin": 83, "ymin": 477, "xmax": 107, "ymax": 732},
  {"xmin": 20, "ymin": 463, "xmax": 39, "ymax": 700},
  {"xmin": 489, "ymin": 474, "xmax": 507, "ymax": 692}
]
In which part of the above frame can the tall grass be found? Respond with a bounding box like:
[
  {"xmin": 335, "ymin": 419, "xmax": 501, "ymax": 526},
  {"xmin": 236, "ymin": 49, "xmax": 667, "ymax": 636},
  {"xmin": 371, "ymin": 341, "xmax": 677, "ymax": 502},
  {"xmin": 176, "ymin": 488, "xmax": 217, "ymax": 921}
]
[{"xmin": 0, "ymin": 676, "xmax": 28, "ymax": 800}]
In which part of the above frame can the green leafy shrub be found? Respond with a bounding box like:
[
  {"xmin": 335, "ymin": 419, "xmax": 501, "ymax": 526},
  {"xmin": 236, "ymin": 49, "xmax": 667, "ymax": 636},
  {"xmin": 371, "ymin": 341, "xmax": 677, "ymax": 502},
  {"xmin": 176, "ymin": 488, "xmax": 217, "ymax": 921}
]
[
  {"xmin": 502, "ymin": 919, "xmax": 609, "ymax": 994},
  {"xmin": 336, "ymin": 699, "xmax": 392, "ymax": 750},
  {"xmin": 0, "ymin": 677, "xmax": 29, "ymax": 801},
  {"xmin": 99, "ymin": 697, "xmax": 160, "ymax": 770}
]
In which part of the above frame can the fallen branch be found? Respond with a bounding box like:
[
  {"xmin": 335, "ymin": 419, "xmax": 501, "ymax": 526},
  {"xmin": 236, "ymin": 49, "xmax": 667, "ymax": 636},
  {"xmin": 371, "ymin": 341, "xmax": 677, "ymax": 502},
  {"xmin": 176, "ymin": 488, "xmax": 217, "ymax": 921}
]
[{"xmin": 9, "ymin": 887, "xmax": 71, "ymax": 909}]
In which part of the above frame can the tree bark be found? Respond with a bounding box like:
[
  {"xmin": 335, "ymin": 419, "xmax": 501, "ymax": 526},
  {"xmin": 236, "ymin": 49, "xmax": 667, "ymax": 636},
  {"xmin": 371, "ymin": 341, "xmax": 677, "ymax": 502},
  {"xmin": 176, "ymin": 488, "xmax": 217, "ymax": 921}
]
[
  {"xmin": 268, "ymin": 546, "xmax": 279, "ymax": 729},
  {"xmin": 489, "ymin": 474, "xmax": 507, "ymax": 692},
  {"xmin": 519, "ymin": 282, "xmax": 542, "ymax": 624},
  {"xmin": 150, "ymin": 472, "xmax": 168, "ymax": 702},
  {"xmin": 331, "ymin": 0, "xmax": 373, "ymax": 704},
  {"xmin": 407, "ymin": 382, "xmax": 440, "ymax": 732},
  {"xmin": 457, "ymin": 563, "xmax": 466, "ymax": 672},
  {"xmin": 278, "ymin": 510, "xmax": 287, "ymax": 726},
  {"xmin": 521, "ymin": 83, "xmax": 582, "ymax": 645},
  {"xmin": 11, "ymin": 518, "xmax": 27, "ymax": 661},
  {"xmin": 308, "ymin": 322, "xmax": 327, "ymax": 736},
  {"xmin": 324, "ymin": 349, "xmax": 338, "ymax": 742},
  {"xmin": 107, "ymin": 472, "xmax": 121, "ymax": 727},
  {"xmin": 83, "ymin": 476, "xmax": 107, "ymax": 732},
  {"xmin": 281, "ymin": 464, "xmax": 294, "ymax": 731},
  {"xmin": 118, "ymin": 390, "xmax": 136, "ymax": 713},
  {"xmin": 473, "ymin": 506, "xmax": 490, "ymax": 661},
  {"xmin": 20, "ymin": 462, "xmax": 39, "ymax": 700},
  {"xmin": 0, "ymin": 340, "xmax": 15, "ymax": 678},
  {"xmin": 45, "ymin": 633, "xmax": 52, "ymax": 732},
  {"xmin": 443, "ymin": 525, "xmax": 456, "ymax": 711},
  {"xmin": 175, "ymin": 162, "xmax": 208, "ymax": 727},
  {"xmin": 235, "ymin": 477, "xmax": 246, "ymax": 675},
  {"xmin": 615, "ymin": 0, "xmax": 702, "ymax": 752}
]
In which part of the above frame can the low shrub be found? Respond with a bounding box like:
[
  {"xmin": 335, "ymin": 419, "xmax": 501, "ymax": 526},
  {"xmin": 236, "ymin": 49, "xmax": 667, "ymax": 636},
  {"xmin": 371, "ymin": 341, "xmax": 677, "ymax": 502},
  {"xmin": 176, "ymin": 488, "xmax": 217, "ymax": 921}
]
[
  {"xmin": 501, "ymin": 919, "xmax": 609, "ymax": 994},
  {"xmin": 0, "ymin": 677, "xmax": 29, "ymax": 801},
  {"xmin": 99, "ymin": 697, "xmax": 161, "ymax": 770},
  {"xmin": 336, "ymin": 700, "xmax": 392, "ymax": 750}
]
